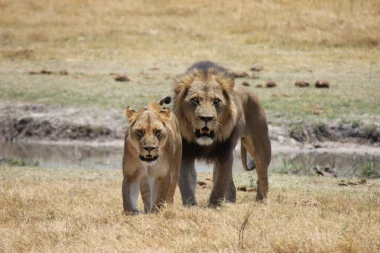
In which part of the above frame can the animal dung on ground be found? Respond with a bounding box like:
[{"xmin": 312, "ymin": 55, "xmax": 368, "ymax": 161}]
[
  {"xmin": 315, "ymin": 79, "xmax": 330, "ymax": 88},
  {"xmin": 237, "ymin": 186, "xmax": 256, "ymax": 192},
  {"xmin": 29, "ymin": 69, "xmax": 52, "ymax": 75},
  {"xmin": 241, "ymin": 81, "xmax": 250, "ymax": 87},
  {"xmin": 114, "ymin": 75, "xmax": 130, "ymax": 82},
  {"xmin": 29, "ymin": 69, "xmax": 69, "ymax": 75},
  {"xmin": 250, "ymin": 64, "xmax": 264, "ymax": 71},
  {"xmin": 227, "ymin": 69, "xmax": 250, "ymax": 78},
  {"xmin": 295, "ymin": 80, "xmax": 310, "ymax": 87},
  {"xmin": 266, "ymin": 80, "xmax": 277, "ymax": 88}
]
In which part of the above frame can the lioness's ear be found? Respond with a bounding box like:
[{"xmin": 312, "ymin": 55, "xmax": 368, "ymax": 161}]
[
  {"xmin": 125, "ymin": 106, "xmax": 136, "ymax": 122},
  {"xmin": 159, "ymin": 107, "xmax": 172, "ymax": 121},
  {"xmin": 159, "ymin": 96, "xmax": 171, "ymax": 105}
]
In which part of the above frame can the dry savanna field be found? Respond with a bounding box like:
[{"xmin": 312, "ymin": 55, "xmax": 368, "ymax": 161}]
[
  {"xmin": 0, "ymin": 166, "xmax": 379, "ymax": 252},
  {"xmin": 1, "ymin": 0, "xmax": 380, "ymax": 252}
]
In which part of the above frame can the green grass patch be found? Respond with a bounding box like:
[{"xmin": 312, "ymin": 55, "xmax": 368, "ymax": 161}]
[{"xmin": 359, "ymin": 158, "xmax": 380, "ymax": 178}]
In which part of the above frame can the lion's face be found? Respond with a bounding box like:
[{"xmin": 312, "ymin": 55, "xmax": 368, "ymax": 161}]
[
  {"xmin": 174, "ymin": 70, "xmax": 238, "ymax": 146},
  {"xmin": 126, "ymin": 105, "xmax": 170, "ymax": 165},
  {"xmin": 183, "ymin": 80, "xmax": 227, "ymax": 145}
]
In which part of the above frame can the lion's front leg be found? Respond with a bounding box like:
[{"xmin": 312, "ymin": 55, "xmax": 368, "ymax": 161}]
[
  {"xmin": 122, "ymin": 177, "xmax": 142, "ymax": 214},
  {"xmin": 224, "ymin": 178, "xmax": 236, "ymax": 203},
  {"xmin": 241, "ymin": 137, "xmax": 270, "ymax": 201},
  {"xmin": 209, "ymin": 154, "xmax": 234, "ymax": 207},
  {"xmin": 178, "ymin": 157, "xmax": 198, "ymax": 206}
]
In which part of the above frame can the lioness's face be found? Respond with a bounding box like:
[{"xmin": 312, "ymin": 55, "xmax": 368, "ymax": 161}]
[
  {"xmin": 185, "ymin": 80, "xmax": 226, "ymax": 146},
  {"xmin": 130, "ymin": 111, "xmax": 168, "ymax": 164}
]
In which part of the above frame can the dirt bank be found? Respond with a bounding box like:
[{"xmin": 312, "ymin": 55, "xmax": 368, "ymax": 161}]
[
  {"xmin": 0, "ymin": 101, "xmax": 379, "ymax": 150},
  {"xmin": 0, "ymin": 101, "xmax": 125, "ymax": 143}
]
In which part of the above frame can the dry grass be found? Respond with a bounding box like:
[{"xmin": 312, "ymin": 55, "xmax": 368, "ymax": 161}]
[
  {"xmin": 0, "ymin": 0, "xmax": 379, "ymax": 123},
  {"xmin": 1, "ymin": 166, "xmax": 379, "ymax": 252},
  {"xmin": 1, "ymin": 0, "xmax": 379, "ymax": 62},
  {"xmin": 0, "ymin": 0, "xmax": 379, "ymax": 122}
]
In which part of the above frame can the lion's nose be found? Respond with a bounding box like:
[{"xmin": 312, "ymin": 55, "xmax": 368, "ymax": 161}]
[
  {"xmin": 144, "ymin": 146, "xmax": 155, "ymax": 152},
  {"xmin": 200, "ymin": 116, "xmax": 214, "ymax": 123}
]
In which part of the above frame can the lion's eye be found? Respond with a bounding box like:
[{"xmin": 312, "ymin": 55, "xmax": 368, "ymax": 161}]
[
  {"xmin": 155, "ymin": 129, "xmax": 162, "ymax": 136},
  {"xmin": 214, "ymin": 98, "xmax": 221, "ymax": 105},
  {"xmin": 190, "ymin": 97, "xmax": 199, "ymax": 105},
  {"xmin": 136, "ymin": 129, "xmax": 144, "ymax": 136}
]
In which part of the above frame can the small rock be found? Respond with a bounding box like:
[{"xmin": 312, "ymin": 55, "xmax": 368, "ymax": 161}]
[
  {"xmin": 40, "ymin": 69, "xmax": 52, "ymax": 74},
  {"xmin": 114, "ymin": 75, "xmax": 130, "ymax": 82},
  {"xmin": 266, "ymin": 80, "xmax": 277, "ymax": 88},
  {"xmin": 295, "ymin": 80, "xmax": 310, "ymax": 87},
  {"xmin": 29, "ymin": 69, "xmax": 52, "ymax": 75},
  {"xmin": 255, "ymin": 84, "xmax": 263, "ymax": 88},
  {"xmin": 315, "ymin": 80, "xmax": 329, "ymax": 88},
  {"xmin": 250, "ymin": 64, "xmax": 264, "ymax": 72},
  {"xmin": 197, "ymin": 181, "xmax": 207, "ymax": 187},
  {"xmin": 227, "ymin": 70, "xmax": 250, "ymax": 78},
  {"xmin": 241, "ymin": 81, "xmax": 250, "ymax": 87}
]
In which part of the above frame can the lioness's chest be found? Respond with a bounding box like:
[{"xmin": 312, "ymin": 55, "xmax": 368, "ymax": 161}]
[{"xmin": 146, "ymin": 158, "xmax": 171, "ymax": 178}]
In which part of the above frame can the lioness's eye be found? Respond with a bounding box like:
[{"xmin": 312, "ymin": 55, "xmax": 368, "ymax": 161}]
[
  {"xmin": 190, "ymin": 97, "xmax": 199, "ymax": 105},
  {"xmin": 136, "ymin": 129, "xmax": 143, "ymax": 136},
  {"xmin": 214, "ymin": 98, "xmax": 221, "ymax": 105},
  {"xmin": 155, "ymin": 129, "xmax": 162, "ymax": 136}
]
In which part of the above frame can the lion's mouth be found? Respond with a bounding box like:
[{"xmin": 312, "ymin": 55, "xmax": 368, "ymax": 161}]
[
  {"xmin": 139, "ymin": 155, "xmax": 158, "ymax": 162},
  {"xmin": 195, "ymin": 127, "xmax": 215, "ymax": 139}
]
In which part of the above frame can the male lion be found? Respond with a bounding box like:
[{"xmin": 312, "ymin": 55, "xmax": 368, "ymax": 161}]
[
  {"xmin": 122, "ymin": 96, "xmax": 182, "ymax": 214},
  {"xmin": 173, "ymin": 61, "xmax": 271, "ymax": 207}
]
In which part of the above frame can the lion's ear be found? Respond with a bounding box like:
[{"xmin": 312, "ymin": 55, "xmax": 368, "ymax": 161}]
[
  {"xmin": 216, "ymin": 76, "xmax": 235, "ymax": 92},
  {"xmin": 159, "ymin": 107, "xmax": 172, "ymax": 121},
  {"xmin": 125, "ymin": 106, "xmax": 137, "ymax": 122},
  {"xmin": 173, "ymin": 72, "xmax": 196, "ymax": 96}
]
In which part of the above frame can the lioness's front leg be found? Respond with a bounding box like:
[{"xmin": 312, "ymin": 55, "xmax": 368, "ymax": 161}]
[
  {"xmin": 122, "ymin": 177, "xmax": 142, "ymax": 214},
  {"xmin": 140, "ymin": 175, "xmax": 153, "ymax": 213},
  {"xmin": 178, "ymin": 157, "xmax": 198, "ymax": 206},
  {"xmin": 209, "ymin": 154, "xmax": 234, "ymax": 207},
  {"xmin": 151, "ymin": 175, "xmax": 171, "ymax": 213}
]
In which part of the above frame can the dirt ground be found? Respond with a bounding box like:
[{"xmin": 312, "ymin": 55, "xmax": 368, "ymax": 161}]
[{"xmin": 1, "ymin": 99, "xmax": 379, "ymax": 155}]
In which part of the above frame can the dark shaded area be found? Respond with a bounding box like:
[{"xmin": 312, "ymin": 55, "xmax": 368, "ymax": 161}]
[
  {"xmin": 0, "ymin": 117, "xmax": 118, "ymax": 142},
  {"xmin": 289, "ymin": 123, "xmax": 379, "ymax": 144}
]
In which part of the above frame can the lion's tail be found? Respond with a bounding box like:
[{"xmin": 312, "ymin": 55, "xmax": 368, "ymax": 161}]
[
  {"xmin": 241, "ymin": 142, "xmax": 256, "ymax": 171},
  {"xmin": 159, "ymin": 96, "xmax": 172, "ymax": 106}
]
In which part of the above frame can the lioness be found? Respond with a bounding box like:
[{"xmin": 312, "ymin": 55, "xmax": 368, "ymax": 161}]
[
  {"xmin": 122, "ymin": 96, "xmax": 182, "ymax": 214},
  {"xmin": 173, "ymin": 61, "xmax": 271, "ymax": 207}
]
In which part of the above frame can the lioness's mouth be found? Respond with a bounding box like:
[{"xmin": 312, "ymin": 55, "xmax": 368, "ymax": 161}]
[
  {"xmin": 195, "ymin": 127, "xmax": 215, "ymax": 139},
  {"xmin": 139, "ymin": 155, "xmax": 158, "ymax": 162}
]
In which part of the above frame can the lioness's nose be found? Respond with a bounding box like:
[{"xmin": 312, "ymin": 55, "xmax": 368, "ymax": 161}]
[
  {"xmin": 144, "ymin": 146, "xmax": 155, "ymax": 152},
  {"xmin": 200, "ymin": 116, "xmax": 214, "ymax": 122}
]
